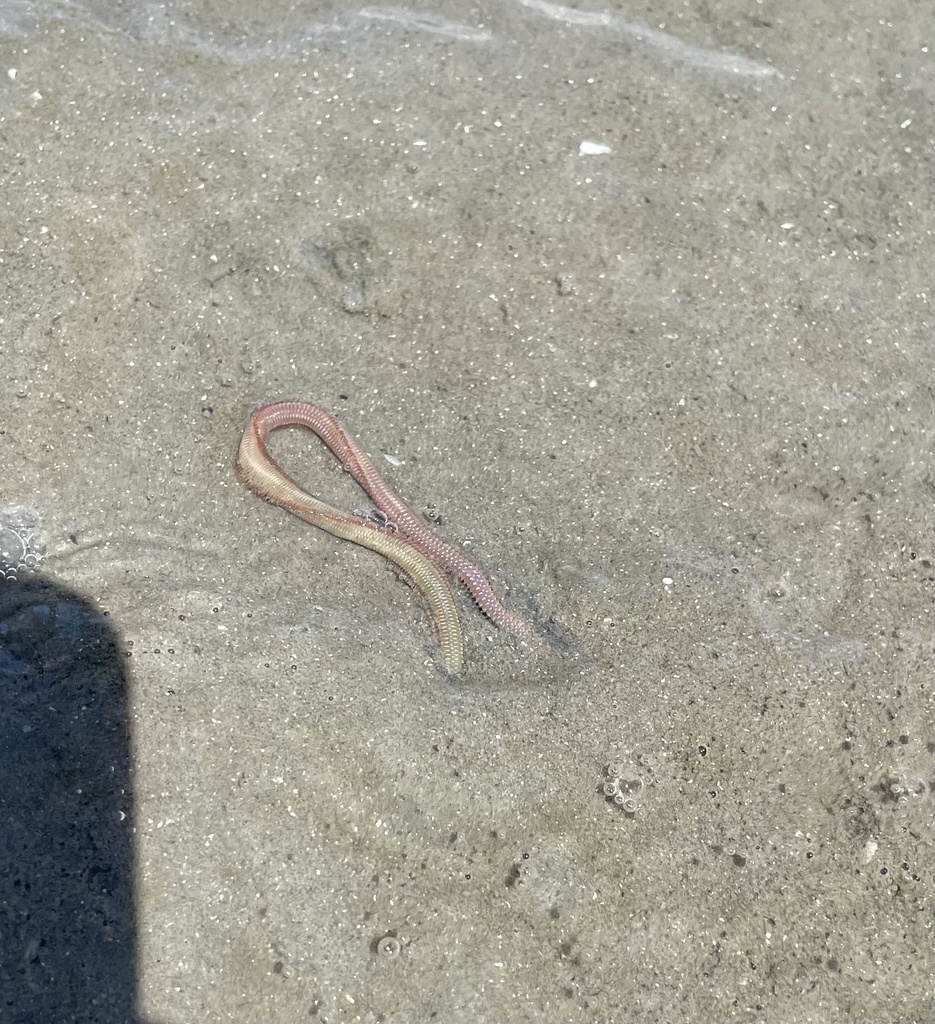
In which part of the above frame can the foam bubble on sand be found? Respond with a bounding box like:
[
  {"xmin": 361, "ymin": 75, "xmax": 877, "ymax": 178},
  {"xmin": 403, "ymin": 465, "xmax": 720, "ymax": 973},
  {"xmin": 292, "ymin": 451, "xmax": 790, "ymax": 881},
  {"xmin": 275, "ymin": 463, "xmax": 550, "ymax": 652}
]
[{"xmin": 0, "ymin": 504, "xmax": 44, "ymax": 580}]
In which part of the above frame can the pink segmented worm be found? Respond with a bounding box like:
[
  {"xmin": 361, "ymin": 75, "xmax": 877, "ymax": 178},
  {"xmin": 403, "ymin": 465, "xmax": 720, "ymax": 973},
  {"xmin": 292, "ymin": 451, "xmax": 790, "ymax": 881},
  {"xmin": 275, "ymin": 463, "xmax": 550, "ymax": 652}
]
[{"xmin": 236, "ymin": 401, "xmax": 535, "ymax": 673}]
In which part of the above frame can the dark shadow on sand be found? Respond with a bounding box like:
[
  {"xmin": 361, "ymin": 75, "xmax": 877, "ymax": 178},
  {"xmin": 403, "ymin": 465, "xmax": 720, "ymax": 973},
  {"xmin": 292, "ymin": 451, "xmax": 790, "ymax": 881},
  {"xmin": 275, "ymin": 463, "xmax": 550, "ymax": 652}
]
[{"xmin": 0, "ymin": 574, "xmax": 139, "ymax": 1024}]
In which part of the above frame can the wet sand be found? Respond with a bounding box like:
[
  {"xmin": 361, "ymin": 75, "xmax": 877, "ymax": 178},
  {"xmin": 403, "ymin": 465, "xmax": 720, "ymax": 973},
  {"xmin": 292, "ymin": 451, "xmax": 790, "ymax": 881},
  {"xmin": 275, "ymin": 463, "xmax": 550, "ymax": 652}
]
[{"xmin": 1, "ymin": 2, "xmax": 931, "ymax": 1021}]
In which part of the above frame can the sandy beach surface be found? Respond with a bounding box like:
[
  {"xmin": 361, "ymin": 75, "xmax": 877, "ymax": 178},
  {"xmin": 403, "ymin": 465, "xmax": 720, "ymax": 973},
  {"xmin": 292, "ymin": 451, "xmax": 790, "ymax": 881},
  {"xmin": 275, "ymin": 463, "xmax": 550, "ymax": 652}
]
[{"xmin": 1, "ymin": 1, "xmax": 931, "ymax": 1021}]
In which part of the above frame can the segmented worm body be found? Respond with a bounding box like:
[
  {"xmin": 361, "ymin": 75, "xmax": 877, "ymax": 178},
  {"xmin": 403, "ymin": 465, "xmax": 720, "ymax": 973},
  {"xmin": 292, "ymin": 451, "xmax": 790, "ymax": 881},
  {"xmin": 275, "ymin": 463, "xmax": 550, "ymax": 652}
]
[{"xmin": 236, "ymin": 401, "xmax": 534, "ymax": 673}]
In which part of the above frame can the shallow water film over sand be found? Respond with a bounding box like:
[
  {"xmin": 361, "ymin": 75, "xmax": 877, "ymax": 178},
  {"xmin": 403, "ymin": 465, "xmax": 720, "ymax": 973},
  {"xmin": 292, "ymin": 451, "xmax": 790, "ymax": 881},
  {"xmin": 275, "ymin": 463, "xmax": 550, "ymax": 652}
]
[{"xmin": 0, "ymin": 1, "xmax": 931, "ymax": 1021}]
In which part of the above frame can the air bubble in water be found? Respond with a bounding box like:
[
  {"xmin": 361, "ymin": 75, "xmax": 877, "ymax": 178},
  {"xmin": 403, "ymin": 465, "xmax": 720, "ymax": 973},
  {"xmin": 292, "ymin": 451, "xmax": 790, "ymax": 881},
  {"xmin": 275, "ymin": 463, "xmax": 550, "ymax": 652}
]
[{"xmin": 0, "ymin": 505, "xmax": 44, "ymax": 580}]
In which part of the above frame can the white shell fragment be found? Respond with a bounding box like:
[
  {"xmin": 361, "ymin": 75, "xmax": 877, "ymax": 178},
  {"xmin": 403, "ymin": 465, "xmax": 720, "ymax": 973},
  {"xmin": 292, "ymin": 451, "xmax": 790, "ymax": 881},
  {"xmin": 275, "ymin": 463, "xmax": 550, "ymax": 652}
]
[{"xmin": 579, "ymin": 140, "xmax": 611, "ymax": 155}]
